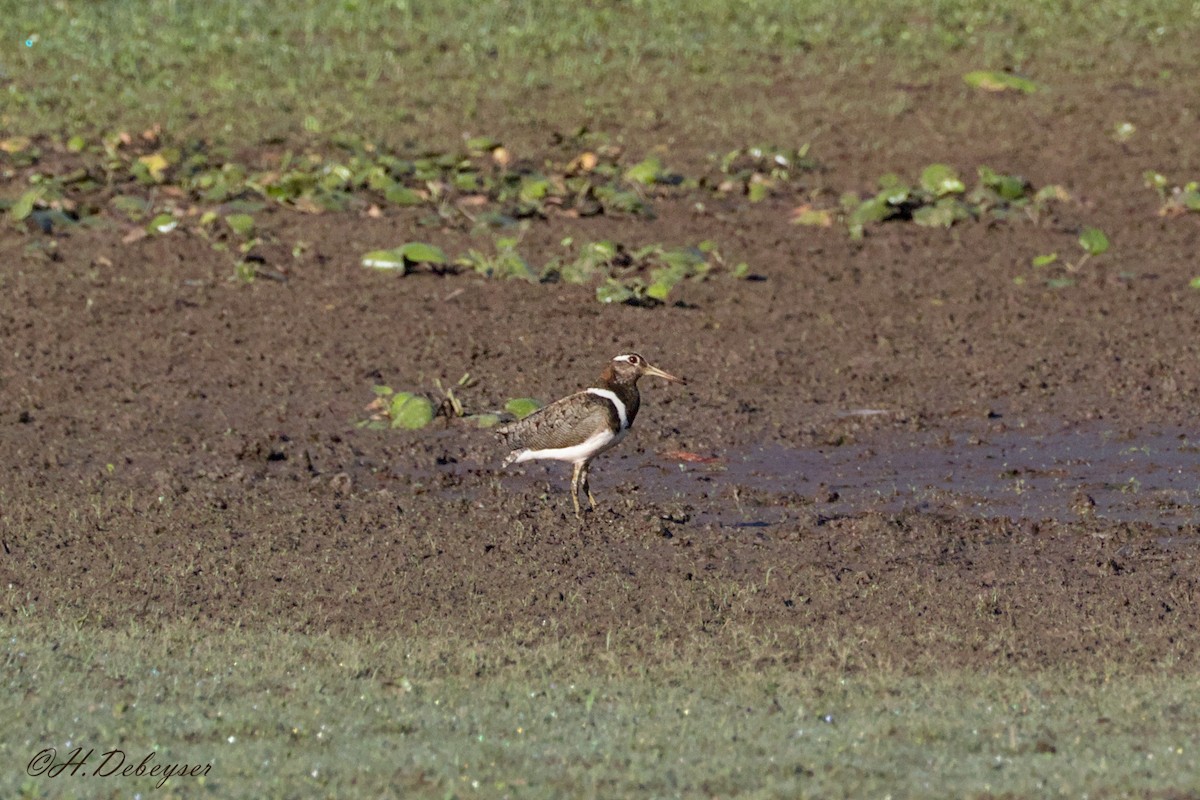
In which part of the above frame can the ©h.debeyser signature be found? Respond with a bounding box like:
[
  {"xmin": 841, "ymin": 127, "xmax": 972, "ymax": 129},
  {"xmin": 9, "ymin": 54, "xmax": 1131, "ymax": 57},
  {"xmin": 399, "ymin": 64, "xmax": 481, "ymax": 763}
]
[{"xmin": 28, "ymin": 746, "xmax": 212, "ymax": 790}]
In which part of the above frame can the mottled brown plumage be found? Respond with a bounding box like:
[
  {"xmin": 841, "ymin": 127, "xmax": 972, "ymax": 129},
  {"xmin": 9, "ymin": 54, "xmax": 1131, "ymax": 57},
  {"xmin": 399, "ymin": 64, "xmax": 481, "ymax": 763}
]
[
  {"xmin": 499, "ymin": 353, "xmax": 685, "ymax": 518},
  {"xmin": 499, "ymin": 392, "xmax": 618, "ymax": 459}
]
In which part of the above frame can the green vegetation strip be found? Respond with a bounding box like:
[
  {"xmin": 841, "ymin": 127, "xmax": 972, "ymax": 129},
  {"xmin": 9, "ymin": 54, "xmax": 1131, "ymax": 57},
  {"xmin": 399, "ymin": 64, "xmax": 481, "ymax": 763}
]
[
  {"xmin": 4, "ymin": 1, "xmax": 1194, "ymax": 146},
  {"xmin": 3, "ymin": 620, "xmax": 1198, "ymax": 799},
  {"xmin": 0, "ymin": 133, "xmax": 812, "ymax": 225}
]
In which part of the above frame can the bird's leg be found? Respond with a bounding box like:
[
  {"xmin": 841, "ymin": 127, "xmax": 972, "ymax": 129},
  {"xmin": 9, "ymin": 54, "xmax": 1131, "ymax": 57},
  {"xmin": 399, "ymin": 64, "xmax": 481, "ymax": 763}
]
[
  {"xmin": 581, "ymin": 462, "xmax": 598, "ymax": 510},
  {"xmin": 570, "ymin": 462, "xmax": 584, "ymax": 519}
]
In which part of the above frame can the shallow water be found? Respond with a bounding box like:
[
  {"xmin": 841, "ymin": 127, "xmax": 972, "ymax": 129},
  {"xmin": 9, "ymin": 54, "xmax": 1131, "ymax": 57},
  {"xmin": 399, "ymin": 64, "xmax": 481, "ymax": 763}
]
[{"xmin": 641, "ymin": 422, "xmax": 1200, "ymax": 529}]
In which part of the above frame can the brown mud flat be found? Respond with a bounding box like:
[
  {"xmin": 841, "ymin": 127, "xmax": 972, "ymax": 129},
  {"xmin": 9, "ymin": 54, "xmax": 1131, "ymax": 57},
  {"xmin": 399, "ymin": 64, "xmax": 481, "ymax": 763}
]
[{"xmin": 3, "ymin": 71, "xmax": 1200, "ymax": 673}]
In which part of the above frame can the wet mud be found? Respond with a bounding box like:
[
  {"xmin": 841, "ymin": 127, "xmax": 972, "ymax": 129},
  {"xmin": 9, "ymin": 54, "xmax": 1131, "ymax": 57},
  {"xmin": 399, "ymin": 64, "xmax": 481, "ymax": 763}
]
[{"xmin": 3, "ymin": 68, "xmax": 1200, "ymax": 671}]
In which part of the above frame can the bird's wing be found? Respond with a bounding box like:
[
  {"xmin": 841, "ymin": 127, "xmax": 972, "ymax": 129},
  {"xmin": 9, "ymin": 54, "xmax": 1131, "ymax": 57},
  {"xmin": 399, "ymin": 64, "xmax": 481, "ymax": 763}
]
[{"xmin": 498, "ymin": 392, "xmax": 614, "ymax": 451}]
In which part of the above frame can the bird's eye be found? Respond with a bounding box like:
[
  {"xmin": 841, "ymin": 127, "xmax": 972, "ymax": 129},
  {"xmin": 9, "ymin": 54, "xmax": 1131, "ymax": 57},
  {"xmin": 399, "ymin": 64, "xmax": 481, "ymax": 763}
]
[{"xmin": 628, "ymin": 355, "xmax": 640, "ymax": 364}]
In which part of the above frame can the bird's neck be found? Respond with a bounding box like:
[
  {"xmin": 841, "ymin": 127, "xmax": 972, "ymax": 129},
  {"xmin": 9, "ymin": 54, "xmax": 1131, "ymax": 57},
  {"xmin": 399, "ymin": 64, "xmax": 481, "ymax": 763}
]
[{"xmin": 598, "ymin": 369, "xmax": 641, "ymax": 427}]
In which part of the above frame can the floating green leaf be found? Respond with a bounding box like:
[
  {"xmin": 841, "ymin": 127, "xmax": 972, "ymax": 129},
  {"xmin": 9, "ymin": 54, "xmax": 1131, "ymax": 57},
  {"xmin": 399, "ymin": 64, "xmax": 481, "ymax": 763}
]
[
  {"xmin": 624, "ymin": 156, "xmax": 662, "ymax": 186},
  {"xmin": 912, "ymin": 198, "xmax": 969, "ymax": 227},
  {"xmin": 593, "ymin": 186, "xmax": 647, "ymax": 215},
  {"xmin": 848, "ymin": 196, "xmax": 895, "ymax": 236},
  {"xmin": 10, "ymin": 188, "xmax": 43, "ymax": 222},
  {"xmin": 225, "ymin": 213, "xmax": 255, "ymax": 238},
  {"xmin": 453, "ymin": 172, "xmax": 480, "ymax": 192},
  {"xmin": 1032, "ymin": 253, "xmax": 1059, "ymax": 268},
  {"xmin": 978, "ymin": 166, "xmax": 1029, "ymax": 202},
  {"xmin": 919, "ymin": 164, "xmax": 965, "ymax": 197},
  {"xmin": 963, "ymin": 70, "xmax": 1039, "ymax": 94},
  {"xmin": 399, "ymin": 242, "xmax": 447, "ymax": 265},
  {"xmin": 559, "ymin": 240, "xmax": 615, "ymax": 284},
  {"xmin": 1078, "ymin": 227, "xmax": 1110, "ymax": 256},
  {"xmin": 365, "ymin": 242, "xmax": 449, "ymax": 271},
  {"xmin": 384, "ymin": 183, "xmax": 423, "ymax": 206},
  {"xmin": 1189, "ymin": 277, "xmax": 1200, "ymax": 290},
  {"xmin": 518, "ymin": 177, "xmax": 550, "ymax": 204},
  {"xmin": 147, "ymin": 213, "xmax": 178, "ymax": 234},
  {"xmin": 111, "ymin": 195, "xmax": 151, "ymax": 221},
  {"xmin": 504, "ymin": 398, "xmax": 542, "ymax": 419},
  {"xmin": 0, "ymin": 136, "xmax": 32, "ymax": 154},
  {"xmin": 467, "ymin": 413, "xmax": 501, "ymax": 428},
  {"xmin": 1143, "ymin": 171, "xmax": 1169, "ymax": 193},
  {"xmin": 596, "ymin": 279, "xmax": 636, "ymax": 304},
  {"xmin": 362, "ymin": 249, "xmax": 407, "ymax": 271},
  {"xmin": 134, "ymin": 151, "xmax": 173, "ymax": 183},
  {"xmin": 465, "ymin": 136, "xmax": 501, "ymax": 153},
  {"xmin": 792, "ymin": 207, "xmax": 834, "ymax": 227},
  {"xmin": 389, "ymin": 392, "xmax": 434, "ymax": 429},
  {"xmin": 647, "ymin": 271, "xmax": 679, "ymax": 301}
]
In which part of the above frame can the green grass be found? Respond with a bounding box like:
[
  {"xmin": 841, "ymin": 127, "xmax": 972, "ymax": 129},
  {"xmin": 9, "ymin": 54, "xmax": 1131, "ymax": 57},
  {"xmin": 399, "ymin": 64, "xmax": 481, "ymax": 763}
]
[
  {"xmin": 5, "ymin": 3, "xmax": 1200, "ymax": 797},
  {"xmin": 3, "ymin": 618, "xmax": 1199, "ymax": 799},
  {"xmin": 3, "ymin": 0, "xmax": 1197, "ymax": 147}
]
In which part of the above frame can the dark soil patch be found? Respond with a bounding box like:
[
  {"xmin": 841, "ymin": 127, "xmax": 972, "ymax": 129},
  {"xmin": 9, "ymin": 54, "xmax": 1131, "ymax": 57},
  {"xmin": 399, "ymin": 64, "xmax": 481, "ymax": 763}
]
[{"xmin": 3, "ymin": 70, "xmax": 1200, "ymax": 672}]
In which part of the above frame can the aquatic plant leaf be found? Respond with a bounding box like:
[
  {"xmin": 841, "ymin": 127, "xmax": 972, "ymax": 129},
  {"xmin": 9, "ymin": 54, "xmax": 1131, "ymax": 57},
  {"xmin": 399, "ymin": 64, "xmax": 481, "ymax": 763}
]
[
  {"xmin": 912, "ymin": 198, "xmax": 969, "ymax": 227},
  {"xmin": 1143, "ymin": 171, "xmax": 1169, "ymax": 192},
  {"xmin": 361, "ymin": 249, "xmax": 407, "ymax": 272},
  {"xmin": 466, "ymin": 136, "xmax": 501, "ymax": 152},
  {"xmin": 518, "ymin": 177, "xmax": 549, "ymax": 204},
  {"xmin": 978, "ymin": 166, "xmax": 1029, "ymax": 201},
  {"xmin": 963, "ymin": 70, "xmax": 1039, "ymax": 94},
  {"xmin": 0, "ymin": 136, "xmax": 33, "ymax": 154},
  {"xmin": 647, "ymin": 269, "xmax": 679, "ymax": 301},
  {"xmin": 596, "ymin": 279, "xmax": 636, "ymax": 304},
  {"xmin": 624, "ymin": 156, "xmax": 662, "ymax": 186},
  {"xmin": 137, "ymin": 152, "xmax": 171, "ymax": 182},
  {"xmin": 111, "ymin": 195, "xmax": 151, "ymax": 221},
  {"xmin": 384, "ymin": 183, "xmax": 423, "ymax": 206},
  {"xmin": 10, "ymin": 188, "xmax": 43, "ymax": 221},
  {"xmin": 225, "ymin": 213, "xmax": 255, "ymax": 238},
  {"xmin": 849, "ymin": 196, "xmax": 894, "ymax": 229},
  {"xmin": 1032, "ymin": 253, "xmax": 1059, "ymax": 268},
  {"xmin": 467, "ymin": 413, "xmax": 501, "ymax": 428},
  {"xmin": 398, "ymin": 242, "xmax": 448, "ymax": 265},
  {"xmin": 880, "ymin": 183, "xmax": 912, "ymax": 206},
  {"xmin": 791, "ymin": 206, "xmax": 834, "ymax": 227},
  {"xmin": 504, "ymin": 398, "xmax": 542, "ymax": 419},
  {"xmin": 920, "ymin": 164, "xmax": 965, "ymax": 196},
  {"xmin": 389, "ymin": 393, "xmax": 434, "ymax": 429},
  {"xmin": 147, "ymin": 213, "xmax": 178, "ymax": 234},
  {"xmin": 453, "ymin": 172, "xmax": 480, "ymax": 192},
  {"xmin": 1078, "ymin": 227, "xmax": 1109, "ymax": 256},
  {"xmin": 593, "ymin": 186, "xmax": 647, "ymax": 215},
  {"xmin": 1034, "ymin": 184, "xmax": 1070, "ymax": 204}
]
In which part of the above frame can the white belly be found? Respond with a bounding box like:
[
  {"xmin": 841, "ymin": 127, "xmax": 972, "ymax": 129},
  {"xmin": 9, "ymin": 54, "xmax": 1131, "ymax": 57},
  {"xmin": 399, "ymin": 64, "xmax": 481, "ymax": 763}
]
[{"xmin": 513, "ymin": 427, "xmax": 628, "ymax": 465}]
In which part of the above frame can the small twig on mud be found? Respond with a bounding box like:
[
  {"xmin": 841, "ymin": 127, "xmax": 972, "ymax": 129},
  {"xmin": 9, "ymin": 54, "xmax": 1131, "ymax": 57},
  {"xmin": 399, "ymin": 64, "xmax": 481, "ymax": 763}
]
[{"xmin": 1064, "ymin": 253, "xmax": 1090, "ymax": 273}]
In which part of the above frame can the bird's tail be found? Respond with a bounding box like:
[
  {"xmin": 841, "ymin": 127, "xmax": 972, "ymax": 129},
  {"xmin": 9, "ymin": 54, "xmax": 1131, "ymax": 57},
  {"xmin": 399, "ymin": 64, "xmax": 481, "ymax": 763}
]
[{"xmin": 496, "ymin": 422, "xmax": 527, "ymax": 467}]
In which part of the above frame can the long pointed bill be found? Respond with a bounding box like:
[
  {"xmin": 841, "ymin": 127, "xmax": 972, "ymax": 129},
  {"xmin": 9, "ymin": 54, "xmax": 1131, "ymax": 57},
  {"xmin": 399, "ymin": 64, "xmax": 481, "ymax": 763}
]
[{"xmin": 643, "ymin": 364, "xmax": 686, "ymax": 385}]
